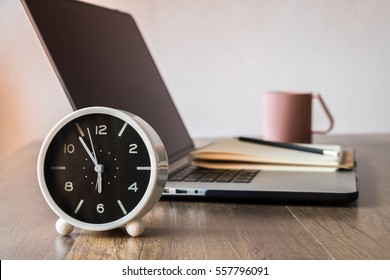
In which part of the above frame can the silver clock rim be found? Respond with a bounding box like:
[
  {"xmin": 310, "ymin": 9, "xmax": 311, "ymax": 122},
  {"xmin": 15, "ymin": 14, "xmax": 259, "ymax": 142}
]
[{"xmin": 37, "ymin": 106, "xmax": 168, "ymax": 232}]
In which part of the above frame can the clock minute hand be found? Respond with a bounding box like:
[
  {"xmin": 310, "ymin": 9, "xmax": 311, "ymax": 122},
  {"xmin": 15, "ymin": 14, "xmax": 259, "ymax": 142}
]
[{"xmin": 79, "ymin": 136, "xmax": 98, "ymax": 166}]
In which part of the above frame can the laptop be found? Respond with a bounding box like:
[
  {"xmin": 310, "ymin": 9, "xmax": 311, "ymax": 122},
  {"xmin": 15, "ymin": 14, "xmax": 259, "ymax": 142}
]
[{"xmin": 22, "ymin": 0, "xmax": 358, "ymax": 203}]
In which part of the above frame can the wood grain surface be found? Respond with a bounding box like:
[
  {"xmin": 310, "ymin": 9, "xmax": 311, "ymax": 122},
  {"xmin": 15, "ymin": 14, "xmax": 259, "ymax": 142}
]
[{"xmin": 1, "ymin": 135, "xmax": 390, "ymax": 259}]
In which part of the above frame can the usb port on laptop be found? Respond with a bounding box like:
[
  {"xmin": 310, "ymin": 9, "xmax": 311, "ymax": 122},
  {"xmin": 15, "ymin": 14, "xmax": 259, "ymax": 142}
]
[{"xmin": 175, "ymin": 189, "xmax": 188, "ymax": 194}]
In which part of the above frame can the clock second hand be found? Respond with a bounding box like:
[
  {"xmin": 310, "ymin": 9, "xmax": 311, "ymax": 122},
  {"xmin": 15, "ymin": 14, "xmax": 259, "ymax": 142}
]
[
  {"xmin": 87, "ymin": 128, "xmax": 104, "ymax": 194},
  {"xmin": 79, "ymin": 129, "xmax": 104, "ymax": 194},
  {"xmin": 87, "ymin": 128, "xmax": 98, "ymax": 164}
]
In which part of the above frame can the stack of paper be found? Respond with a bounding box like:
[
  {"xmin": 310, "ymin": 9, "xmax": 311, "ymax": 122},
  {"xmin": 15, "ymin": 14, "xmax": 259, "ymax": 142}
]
[{"xmin": 191, "ymin": 138, "xmax": 354, "ymax": 172}]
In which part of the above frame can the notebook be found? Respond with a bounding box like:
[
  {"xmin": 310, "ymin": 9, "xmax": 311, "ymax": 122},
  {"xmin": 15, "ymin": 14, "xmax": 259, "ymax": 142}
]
[
  {"xmin": 192, "ymin": 138, "xmax": 354, "ymax": 172},
  {"xmin": 22, "ymin": 0, "xmax": 359, "ymax": 203}
]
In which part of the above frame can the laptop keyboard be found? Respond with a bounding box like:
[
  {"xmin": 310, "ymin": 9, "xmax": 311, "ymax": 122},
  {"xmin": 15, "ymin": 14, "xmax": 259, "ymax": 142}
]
[{"xmin": 168, "ymin": 165, "xmax": 259, "ymax": 183}]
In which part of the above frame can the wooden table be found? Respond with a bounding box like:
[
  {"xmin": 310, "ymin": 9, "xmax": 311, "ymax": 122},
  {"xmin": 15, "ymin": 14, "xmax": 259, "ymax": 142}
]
[{"xmin": 1, "ymin": 135, "xmax": 390, "ymax": 260}]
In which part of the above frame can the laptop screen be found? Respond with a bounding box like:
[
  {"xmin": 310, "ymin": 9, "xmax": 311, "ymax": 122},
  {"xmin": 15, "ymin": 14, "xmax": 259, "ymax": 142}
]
[{"xmin": 22, "ymin": 0, "xmax": 194, "ymax": 162}]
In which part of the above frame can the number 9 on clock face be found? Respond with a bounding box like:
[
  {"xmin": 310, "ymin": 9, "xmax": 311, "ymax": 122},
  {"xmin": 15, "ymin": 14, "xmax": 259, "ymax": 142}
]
[{"xmin": 37, "ymin": 107, "xmax": 168, "ymax": 233}]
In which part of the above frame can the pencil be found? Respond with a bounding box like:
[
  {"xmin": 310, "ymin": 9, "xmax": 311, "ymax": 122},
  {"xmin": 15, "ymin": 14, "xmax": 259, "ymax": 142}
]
[{"xmin": 238, "ymin": 137, "xmax": 340, "ymax": 158}]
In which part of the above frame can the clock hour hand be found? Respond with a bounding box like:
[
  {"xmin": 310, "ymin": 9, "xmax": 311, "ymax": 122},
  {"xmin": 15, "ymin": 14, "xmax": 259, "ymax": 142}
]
[
  {"xmin": 95, "ymin": 172, "xmax": 102, "ymax": 193},
  {"xmin": 95, "ymin": 165, "xmax": 104, "ymax": 194}
]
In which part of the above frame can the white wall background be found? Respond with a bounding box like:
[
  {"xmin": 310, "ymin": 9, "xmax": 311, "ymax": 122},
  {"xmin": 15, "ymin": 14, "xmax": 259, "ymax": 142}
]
[{"xmin": 1, "ymin": 0, "xmax": 390, "ymax": 156}]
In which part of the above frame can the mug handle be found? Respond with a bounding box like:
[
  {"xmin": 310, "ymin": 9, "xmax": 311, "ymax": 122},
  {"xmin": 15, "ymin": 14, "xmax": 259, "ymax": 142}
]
[{"xmin": 312, "ymin": 93, "xmax": 334, "ymax": 135}]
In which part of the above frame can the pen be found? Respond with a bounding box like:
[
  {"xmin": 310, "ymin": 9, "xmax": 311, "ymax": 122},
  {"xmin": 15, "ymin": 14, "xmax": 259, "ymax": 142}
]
[{"xmin": 238, "ymin": 137, "xmax": 340, "ymax": 158}]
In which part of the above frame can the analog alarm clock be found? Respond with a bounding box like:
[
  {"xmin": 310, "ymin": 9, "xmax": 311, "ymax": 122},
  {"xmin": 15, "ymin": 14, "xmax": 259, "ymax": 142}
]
[{"xmin": 37, "ymin": 107, "xmax": 168, "ymax": 236}]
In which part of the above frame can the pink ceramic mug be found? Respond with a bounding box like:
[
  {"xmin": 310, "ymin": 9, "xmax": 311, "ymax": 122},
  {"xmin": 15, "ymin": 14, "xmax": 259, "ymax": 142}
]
[{"xmin": 263, "ymin": 91, "xmax": 334, "ymax": 143}]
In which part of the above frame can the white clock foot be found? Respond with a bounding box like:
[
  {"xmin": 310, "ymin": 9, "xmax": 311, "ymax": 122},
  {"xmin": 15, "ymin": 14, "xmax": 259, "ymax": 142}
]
[
  {"xmin": 126, "ymin": 217, "xmax": 145, "ymax": 237},
  {"xmin": 55, "ymin": 218, "xmax": 74, "ymax": 235}
]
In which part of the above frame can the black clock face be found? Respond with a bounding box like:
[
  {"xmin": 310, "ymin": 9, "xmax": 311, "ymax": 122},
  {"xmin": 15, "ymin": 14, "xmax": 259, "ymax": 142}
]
[{"xmin": 44, "ymin": 113, "xmax": 151, "ymax": 224}]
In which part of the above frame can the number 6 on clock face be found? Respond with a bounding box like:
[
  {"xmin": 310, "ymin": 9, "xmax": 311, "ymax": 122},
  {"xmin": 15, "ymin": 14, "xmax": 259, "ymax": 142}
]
[{"xmin": 37, "ymin": 107, "xmax": 168, "ymax": 236}]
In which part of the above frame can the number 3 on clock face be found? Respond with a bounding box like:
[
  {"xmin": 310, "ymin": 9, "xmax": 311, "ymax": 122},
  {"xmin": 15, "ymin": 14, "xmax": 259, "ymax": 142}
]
[{"xmin": 37, "ymin": 107, "xmax": 168, "ymax": 235}]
